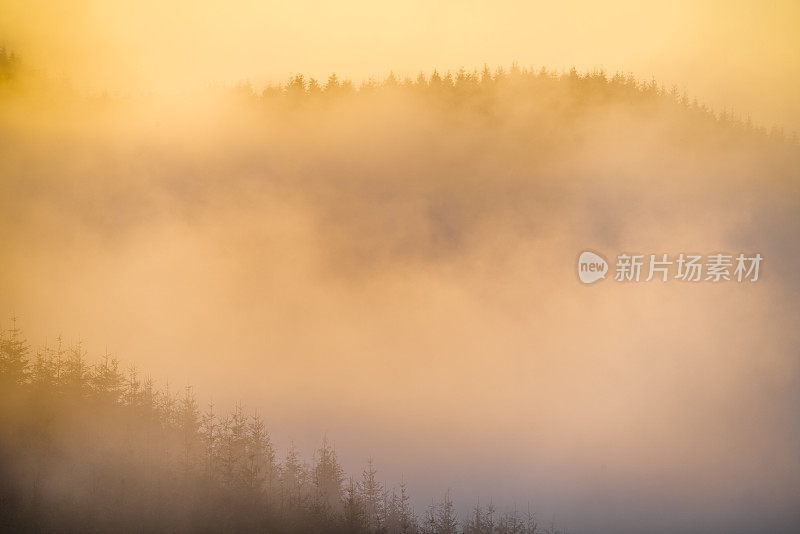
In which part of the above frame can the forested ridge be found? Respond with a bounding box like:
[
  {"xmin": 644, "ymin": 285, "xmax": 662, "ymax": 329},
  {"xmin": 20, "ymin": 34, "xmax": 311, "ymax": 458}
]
[
  {"xmin": 0, "ymin": 45, "xmax": 795, "ymax": 144},
  {"xmin": 0, "ymin": 320, "xmax": 559, "ymax": 533}
]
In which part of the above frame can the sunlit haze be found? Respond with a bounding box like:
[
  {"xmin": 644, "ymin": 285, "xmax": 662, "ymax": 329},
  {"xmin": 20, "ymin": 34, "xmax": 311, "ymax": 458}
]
[
  {"xmin": 1, "ymin": 2, "xmax": 799, "ymax": 534},
  {"xmin": 2, "ymin": 0, "xmax": 799, "ymax": 130}
]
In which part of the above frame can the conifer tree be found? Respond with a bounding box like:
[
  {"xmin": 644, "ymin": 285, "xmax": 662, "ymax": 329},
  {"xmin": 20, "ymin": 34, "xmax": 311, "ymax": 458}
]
[
  {"xmin": 179, "ymin": 385, "xmax": 201, "ymax": 473},
  {"xmin": 219, "ymin": 402, "xmax": 248, "ymax": 487},
  {"xmin": 62, "ymin": 339, "xmax": 90, "ymax": 398},
  {"xmin": 30, "ymin": 343, "xmax": 56, "ymax": 390},
  {"xmin": 90, "ymin": 350, "xmax": 125, "ymax": 404},
  {"xmin": 200, "ymin": 401, "xmax": 219, "ymax": 481},
  {"xmin": 343, "ymin": 476, "xmax": 367, "ymax": 533},
  {"xmin": 280, "ymin": 442, "xmax": 307, "ymax": 509},
  {"xmin": 435, "ymin": 491, "xmax": 459, "ymax": 534},
  {"xmin": 313, "ymin": 438, "xmax": 345, "ymax": 514},
  {"xmin": 0, "ymin": 317, "xmax": 30, "ymax": 384},
  {"xmin": 360, "ymin": 457, "xmax": 385, "ymax": 532}
]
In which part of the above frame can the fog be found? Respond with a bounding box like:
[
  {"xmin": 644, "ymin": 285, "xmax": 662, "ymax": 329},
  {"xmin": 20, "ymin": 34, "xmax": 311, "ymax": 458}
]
[{"xmin": 1, "ymin": 71, "xmax": 799, "ymax": 533}]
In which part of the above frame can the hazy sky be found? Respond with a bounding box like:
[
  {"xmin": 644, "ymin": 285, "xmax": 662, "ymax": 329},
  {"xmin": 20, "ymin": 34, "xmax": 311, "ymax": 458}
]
[
  {"xmin": 1, "ymin": 3, "xmax": 800, "ymax": 532},
  {"xmin": 1, "ymin": 0, "xmax": 799, "ymax": 131}
]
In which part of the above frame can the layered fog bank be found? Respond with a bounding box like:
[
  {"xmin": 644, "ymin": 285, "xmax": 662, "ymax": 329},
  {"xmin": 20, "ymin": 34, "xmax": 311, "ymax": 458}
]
[{"xmin": 1, "ymin": 69, "xmax": 799, "ymax": 533}]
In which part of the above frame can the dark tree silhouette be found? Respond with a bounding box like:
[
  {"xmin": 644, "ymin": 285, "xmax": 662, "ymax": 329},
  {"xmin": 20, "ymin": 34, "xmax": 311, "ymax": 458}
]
[{"xmin": 0, "ymin": 320, "xmax": 562, "ymax": 533}]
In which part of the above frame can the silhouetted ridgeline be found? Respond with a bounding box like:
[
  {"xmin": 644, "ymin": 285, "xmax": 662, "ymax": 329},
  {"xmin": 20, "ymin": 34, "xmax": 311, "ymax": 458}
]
[
  {"xmin": 245, "ymin": 66, "xmax": 793, "ymax": 142},
  {"xmin": 0, "ymin": 321, "xmax": 561, "ymax": 533},
  {"xmin": 0, "ymin": 50, "xmax": 795, "ymax": 143}
]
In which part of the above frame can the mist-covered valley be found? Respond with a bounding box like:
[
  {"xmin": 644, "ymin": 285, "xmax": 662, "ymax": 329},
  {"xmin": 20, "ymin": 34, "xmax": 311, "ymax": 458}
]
[{"xmin": 1, "ymin": 63, "xmax": 799, "ymax": 533}]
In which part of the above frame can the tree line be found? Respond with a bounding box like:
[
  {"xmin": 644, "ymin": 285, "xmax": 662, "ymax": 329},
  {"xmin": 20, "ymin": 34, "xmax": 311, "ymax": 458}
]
[
  {"xmin": 0, "ymin": 319, "xmax": 564, "ymax": 533},
  {"xmin": 0, "ymin": 44, "xmax": 792, "ymax": 143},
  {"xmin": 232, "ymin": 64, "xmax": 791, "ymax": 142},
  {"xmin": 0, "ymin": 46, "xmax": 20, "ymax": 82}
]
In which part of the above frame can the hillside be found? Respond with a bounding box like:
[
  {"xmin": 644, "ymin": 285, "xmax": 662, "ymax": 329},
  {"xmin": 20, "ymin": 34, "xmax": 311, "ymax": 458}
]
[{"xmin": 1, "ymin": 64, "xmax": 799, "ymax": 533}]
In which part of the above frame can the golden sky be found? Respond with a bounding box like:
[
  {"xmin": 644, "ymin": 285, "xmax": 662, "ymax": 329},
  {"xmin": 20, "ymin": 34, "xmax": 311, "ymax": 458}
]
[{"xmin": 1, "ymin": 0, "xmax": 799, "ymax": 131}]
